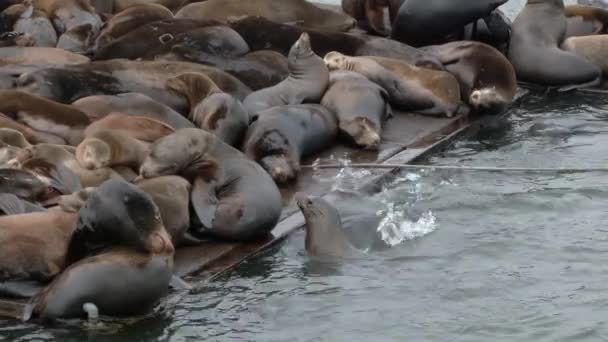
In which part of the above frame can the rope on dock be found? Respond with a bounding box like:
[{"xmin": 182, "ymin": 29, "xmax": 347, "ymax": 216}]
[{"xmin": 301, "ymin": 163, "xmax": 608, "ymax": 174}]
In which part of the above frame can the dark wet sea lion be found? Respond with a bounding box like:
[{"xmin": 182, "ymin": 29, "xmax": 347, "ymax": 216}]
[
  {"xmin": 243, "ymin": 33, "xmax": 329, "ymax": 114},
  {"xmin": 295, "ymin": 193, "xmax": 358, "ymax": 258},
  {"xmin": 76, "ymin": 130, "xmax": 149, "ymax": 171},
  {"xmin": 420, "ymin": 41, "xmax": 517, "ymax": 113},
  {"xmin": 244, "ymin": 104, "xmax": 338, "ymax": 185},
  {"xmin": 324, "ymin": 52, "xmax": 464, "ymax": 117},
  {"xmin": 167, "ymin": 72, "xmax": 248, "ymax": 147},
  {"xmin": 135, "ymin": 176, "xmax": 191, "ymax": 246},
  {"xmin": 72, "ymin": 93, "xmax": 194, "ymax": 128},
  {"xmin": 0, "ymin": 47, "xmax": 89, "ymax": 65},
  {"xmin": 561, "ymin": 35, "xmax": 608, "ymax": 75},
  {"xmin": 139, "ymin": 128, "xmax": 282, "ymax": 242},
  {"xmin": 169, "ymin": 48, "xmax": 289, "ymax": 91},
  {"xmin": 391, "ymin": 0, "xmax": 507, "ymax": 47},
  {"xmin": 321, "ymin": 70, "xmax": 390, "ymax": 150},
  {"xmin": 508, "ymin": 0, "xmax": 601, "ymax": 88},
  {"xmin": 342, "ymin": 0, "xmax": 402, "ymax": 36},
  {"xmin": 55, "ymin": 23, "xmax": 95, "ymax": 53},
  {"xmin": 84, "ymin": 113, "xmax": 175, "ymax": 143},
  {"xmin": 32, "ymin": 178, "xmax": 174, "ymax": 321},
  {"xmin": 16, "ymin": 60, "xmax": 252, "ymax": 112},
  {"xmin": 94, "ymin": 3, "xmax": 173, "ymax": 50},
  {"xmin": 228, "ymin": 16, "xmax": 443, "ymax": 70},
  {"xmin": 175, "ymin": 0, "xmax": 356, "ymax": 32},
  {"xmin": 565, "ymin": 5, "xmax": 608, "ymax": 37},
  {"xmin": 0, "ymin": 90, "xmax": 90, "ymax": 145}
]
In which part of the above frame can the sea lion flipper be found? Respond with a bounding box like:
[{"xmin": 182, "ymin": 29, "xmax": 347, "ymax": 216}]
[
  {"xmin": 48, "ymin": 163, "xmax": 83, "ymax": 194},
  {"xmin": 191, "ymin": 177, "xmax": 218, "ymax": 229},
  {"xmin": 0, "ymin": 193, "xmax": 45, "ymax": 215},
  {"xmin": 169, "ymin": 275, "xmax": 192, "ymax": 291}
]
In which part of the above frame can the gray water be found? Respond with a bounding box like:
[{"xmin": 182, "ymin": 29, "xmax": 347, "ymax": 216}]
[{"xmin": 2, "ymin": 0, "xmax": 602, "ymax": 341}]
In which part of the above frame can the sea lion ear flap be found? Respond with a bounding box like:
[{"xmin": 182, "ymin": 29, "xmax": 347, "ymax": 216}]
[{"xmin": 365, "ymin": 0, "xmax": 390, "ymax": 36}]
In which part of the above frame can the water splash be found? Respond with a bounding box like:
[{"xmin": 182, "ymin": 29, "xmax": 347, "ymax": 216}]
[
  {"xmin": 312, "ymin": 154, "xmax": 372, "ymax": 192},
  {"xmin": 376, "ymin": 207, "xmax": 438, "ymax": 247}
]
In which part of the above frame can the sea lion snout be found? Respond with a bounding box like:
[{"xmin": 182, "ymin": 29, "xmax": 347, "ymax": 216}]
[
  {"xmin": 323, "ymin": 52, "xmax": 346, "ymax": 71},
  {"xmin": 260, "ymin": 155, "xmax": 297, "ymax": 184},
  {"xmin": 470, "ymin": 87, "xmax": 501, "ymax": 109},
  {"xmin": 295, "ymin": 192, "xmax": 314, "ymax": 210}
]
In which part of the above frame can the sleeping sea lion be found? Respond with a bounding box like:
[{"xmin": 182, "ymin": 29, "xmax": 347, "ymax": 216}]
[
  {"xmin": 84, "ymin": 113, "xmax": 175, "ymax": 143},
  {"xmin": 76, "ymin": 130, "xmax": 149, "ymax": 171}
]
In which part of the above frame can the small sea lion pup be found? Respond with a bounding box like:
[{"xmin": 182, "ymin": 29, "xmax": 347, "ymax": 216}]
[
  {"xmin": 420, "ymin": 41, "xmax": 517, "ymax": 114},
  {"xmin": 76, "ymin": 130, "xmax": 149, "ymax": 172},
  {"xmin": 244, "ymin": 104, "xmax": 338, "ymax": 185},
  {"xmin": 508, "ymin": 0, "xmax": 601, "ymax": 88},
  {"xmin": 324, "ymin": 52, "xmax": 464, "ymax": 117},
  {"xmin": 341, "ymin": 0, "xmax": 402, "ymax": 36},
  {"xmin": 561, "ymin": 35, "xmax": 608, "ymax": 75},
  {"xmin": 243, "ymin": 33, "xmax": 329, "ymax": 115},
  {"xmin": 29, "ymin": 178, "xmax": 174, "ymax": 322},
  {"xmin": 296, "ymin": 193, "xmax": 359, "ymax": 258},
  {"xmin": 321, "ymin": 71, "xmax": 390, "ymax": 150},
  {"xmin": 175, "ymin": 0, "xmax": 356, "ymax": 32},
  {"xmin": 166, "ymin": 72, "xmax": 248, "ymax": 147},
  {"xmin": 139, "ymin": 128, "xmax": 282, "ymax": 242}
]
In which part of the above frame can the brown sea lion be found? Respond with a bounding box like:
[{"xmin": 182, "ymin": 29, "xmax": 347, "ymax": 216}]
[
  {"xmin": 112, "ymin": 0, "xmax": 182, "ymax": 12},
  {"xmin": 0, "ymin": 128, "xmax": 31, "ymax": 148},
  {"xmin": 0, "ymin": 47, "xmax": 89, "ymax": 65},
  {"xmin": 0, "ymin": 168, "xmax": 53, "ymax": 201},
  {"xmin": 94, "ymin": 3, "xmax": 173, "ymax": 50},
  {"xmin": 0, "ymin": 32, "xmax": 35, "ymax": 47},
  {"xmin": 4, "ymin": 0, "xmax": 58, "ymax": 47},
  {"xmin": 56, "ymin": 186, "xmax": 95, "ymax": 213},
  {"xmin": 0, "ymin": 113, "xmax": 65, "ymax": 145},
  {"xmin": 324, "ymin": 52, "xmax": 464, "ymax": 117},
  {"xmin": 243, "ymin": 33, "xmax": 329, "ymax": 115},
  {"xmin": 139, "ymin": 128, "xmax": 282, "ymax": 242},
  {"xmin": 33, "ymin": 0, "xmax": 102, "ymax": 34},
  {"xmin": 84, "ymin": 113, "xmax": 175, "ymax": 143},
  {"xmin": 76, "ymin": 130, "xmax": 149, "ymax": 171},
  {"xmin": 321, "ymin": 70, "xmax": 390, "ymax": 150},
  {"xmin": 16, "ymin": 60, "xmax": 252, "ymax": 113},
  {"xmin": 561, "ymin": 34, "xmax": 608, "ymax": 75},
  {"xmin": 342, "ymin": 0, "xmax": 402, "ymax": 36},
  {"xmin": 508, "ymin": 0, "xmax": 601, "ymax": 88},
  {"xmin": 31, "ymin": 178, "xmax": 174, "ymax": 322},
  {"xmin": 166, "ymin": 73, "xmax": 248, "ymax": 147},
  {"xmin": 0, "ymin": 90, "xmax": 90, "ymax": 145},
  {"xmin": 175, "ymin": 0, "xmax": 356, "ymax": 32},
  {"xmin": 565, "ymin": 5, "xmax": 608, "ymax": 37},
  {"xmin": 420, "ymin": 41, "xmax": 517, "ymax": 113},
  {"xmin": 244, "ymin": 105, "xmax": 338, "ymax": 185},
  {"xmin": 295, "ymin": 193, "xmax": 359, "ymax": 258},
  {"xmin": 56, "ymin": 23, "xmax": 95, "ymax": 53}
]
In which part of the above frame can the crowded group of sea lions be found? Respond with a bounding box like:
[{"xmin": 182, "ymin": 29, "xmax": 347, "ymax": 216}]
[{"xmin": 0, "ymin": 0, "xmax": 604, "ymax": 324}]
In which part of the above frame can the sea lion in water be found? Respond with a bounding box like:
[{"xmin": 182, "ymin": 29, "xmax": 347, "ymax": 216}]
[
  {"xmin": 324, "ymin": 52, "xmax": 464, "ymax": 117},
  {"xmin": 243, "ymin": 33, "xmax": 329, "ymax": 115},
  {"xmin": 175, "ymin": 0, "xmax": 356, "ymax": 32},
  {"xmin": 391, "ymin": 0, "xmax": 508, "ymax": 47},
  {"xmin": 561, "ymin": 35, "xmax": 608, "ymax": 75},
  {"xmin": 243, "ymin": 104, "xmax": 338, "ymax": 184},
  {"xmin": 508, "ymin": 0, "xmax": 601, "ymax": 88},
  {"xmin": 94, "ymin": 3, "xmax": 174, "ymax": 50},
  {"xmin": 166, "ymin": 73, "xmax": 248, "ymax": 147},
  {"xmin": 420, "ymin": 41, "xmax": 517, "ymax": 114},
  {"xmin": 84, "ymin": 113, "xmax": 175, "ymax": 143},
  {"xmin": 72, "ymin": 93, "xmax": 194, "ymax": 128},
  {"xmin": 15, "ymin": 60, "xmax": 252, "ymax": 113},
  {"xmin": 295, "ymin": 193, "xmax": 358, "ymax": 258},
  {"xmin": 76, "ymin": 130, "xmax": 149, "ymax": 171},
  {"xmin": 0, "ymin": 90, "xmax": 90, "ymax": 146},
  {"xmin": 321, "ymin": 71, "xmax": 391, "ymax": 150},
  {"xmin": 139, "ymin": 128, "xmax": 282, "ymax": 242},
  {"xmin": 31, "ymin": 178, "xmax": 174, "ymax": 322}
]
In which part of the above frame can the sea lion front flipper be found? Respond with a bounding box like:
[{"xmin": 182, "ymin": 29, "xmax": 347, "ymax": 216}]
[
  {"xmin": 169, "ymin": 275, "xmax": 192, "ymax": 291},
  {"xmin": 191, "ymin": 177, "xmax": 218, "ymax": 229},
  {"xmin": 0, "ymin": 280, "xmax": 45, "ymax": 299},
  {"xmin": 0, "ymin": 193, "xmax": 45, "ymax": 215}
]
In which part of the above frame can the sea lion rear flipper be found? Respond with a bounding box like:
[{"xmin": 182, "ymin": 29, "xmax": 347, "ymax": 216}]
[
  {"xmin": 0, "ymin": 193, "xmax": 44, "ymax": 215},
  {"xmin": 190, "ymin": 177, "xmax": 218, "ymax": 229},
  {"xmin": 0, "ymin": 280, "xmax": 45, "ymax": 299},
  {"xmin": 169, "ymin": 275, "xmax": 192, "ymax": 291},
  {"xmin": 47, "ymin": 163, "xmax": 83, "ymax": 194}
]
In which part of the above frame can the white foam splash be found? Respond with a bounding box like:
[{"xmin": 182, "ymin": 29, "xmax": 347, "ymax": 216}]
[
  {"xmin": 376, "ymin": 201, "xmax": 438, "ymax": 247},
  {"xmin": 312, "ymin": 155, "xmax": 372, "ymax": 192}
]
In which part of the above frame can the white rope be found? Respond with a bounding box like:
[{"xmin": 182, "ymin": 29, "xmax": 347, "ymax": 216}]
[{"xmin": 302, "ymin": 163, "xmax": 608, "ymax": 174}]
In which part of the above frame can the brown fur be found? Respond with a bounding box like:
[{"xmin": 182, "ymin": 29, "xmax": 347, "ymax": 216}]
[
  {"xmin": 166, "ymin": 72, "xmax": 221, "ymax": 110},
  {"xmin": 84, "ymin": 112, "xmax": 175, "ymax": 143},
  {"xmin": 562, "ymin": 35, "xmax": 608, "ymax": 75},
  {"xmin": 76, "ymin": 130, "xmax": 149, "ymax": 171},
  {"xmin": 0, "ymin": 47, "xmax": 89, "ymax": 65},
  {"xmin": 565, "ymin": 5, "xmax": 608, "ymax": 37}
]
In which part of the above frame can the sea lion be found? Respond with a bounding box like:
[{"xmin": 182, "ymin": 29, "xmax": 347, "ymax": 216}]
[
  {"xmin": 84, "ymin": 113, "xmax": 175, "ymax": 143},
  {"xmin": 578, "ymin": 0, "xmax": 608, "ymax": 7},
  {"xmin": 135, "ymin": 176, "xmax": 191, "ymax": 246},
  {"xmin": 0, "ymin": 168, "xmax": 52, "ymax": 201},
  {"xmin": 0, "ymin": 90, "xmax": 90, "ymax": 145},
  {"xmin": 113, "ymin": 0, "xmax": 182, "ymax": 12},
  {"xmin": 243, "ymin": 33, "xmax": 329, "ymax": 115},
  {"xmin": 391, "ymin": 0, "xmax": 507, "ymax": 47},
  {"xmin": 0, "ymin": 113, "xmax": 65, "ymax": 145},
  {"xmin": 175, "ymin": 0, "xmax": 356, "ymax": 32},
  {"xmin": 0, "ymin": 32, "xmax": 35, "ymax": 47},
  {"xmin": 33, "ymin": 0, "xmax": 102, "ymax": 35},
  {"xmin": 15, "ymin": 60, "xmax": 252, "ymax": 113},
  {"xmin": 90, "ymin": 0, "xmax": 112, "ymax": 14},
  {"xmin": 295, "ymin": 193, "xmax": 358, "ymax": 258},
  {"xmin": 21, "ymin": 157, "xmax": 82, "ymax": 195},
  {"xmin": 139, "ymin": 128, "xmax": 282, "ymax": 242},
  {"xmin": 420, "ymin": 41, "xmax": 517, "ymax": 113},
  {"xmin": 321, "ymin": 70, "xmax": 390, "ymax": 150},
  {"xmin": 76, "ymin": 130, "xmax": 149, "ymax": 171},
  {"xmin": 31, "ymin": 178, "xmax": 174, "ymax": 322},
  {"xmin": 228, "ymin": 16, "xmax": 443, "ymax": 70},
  {"xmin": 5, "ymin": 0, "xmax": 58, "ymax": 47},
  {"xmin": 324, "ymin": 52, "xmax": 464, "ymax": 117},
  {"xmin": 565, "ymin": 5, "xmax": 608, "ymax": 37},
  {"xmin": 56, "ymin": 23, "xmax": 95, "ymax": 53},
  {"xmin": 166, "ymin": 73, "xmax": 248, "ymax": 147},
  {"xmin": 561, "ymin": 35, "xmax": 608, "ymax": 75},
  {"xmin": 94, "ymin": 3, "xmax": 173, "ymax": 50},
  {"xmin": 0, "ymin": 128, "xmax": 31, "ymax": 148},
  {"xmin": 56, "ymin": 186, "xmax": 94, "ymax": 213},
  {"xmin": 0, "ymin": 47, "xmax": 89, "ymax": 66},
  {"xmin": 342, "ymin": 0, "xmax": 402, "ymax": 36},
  {"xmin": 169, "ymin": 48, "xmax": 289, "ymax": 91},
  {"xmin": 244, "ymin": 104, "xmax": 338, "ymax": 184},
  {"xmin": 508, "ymin": 0, "xmax": 601, "ymax": 88},
  {"xmin": 0, "ymin": 193, "xmax": 45, "ymax": 215},
  {"xmin": 72, "ymin": 93, "xmax": 194, "ymax": 128}
]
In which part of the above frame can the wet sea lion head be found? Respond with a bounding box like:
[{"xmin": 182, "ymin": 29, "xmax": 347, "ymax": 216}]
[
  {"xmin": 75, "ymin": 137, "xmax": 110, "ymax": 170},
  {"xmin": 470, "ymin": 87, "xmax": 506, "ymax": 111},
  {"xmin": 324, "ymin": 51, "xmax": 350, "ymax": 71},
  {"xmin": 340, "ymin": 117, "xmax": 381, "ymax": 150}
]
